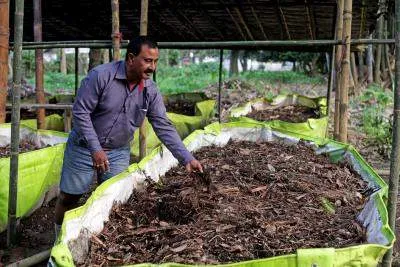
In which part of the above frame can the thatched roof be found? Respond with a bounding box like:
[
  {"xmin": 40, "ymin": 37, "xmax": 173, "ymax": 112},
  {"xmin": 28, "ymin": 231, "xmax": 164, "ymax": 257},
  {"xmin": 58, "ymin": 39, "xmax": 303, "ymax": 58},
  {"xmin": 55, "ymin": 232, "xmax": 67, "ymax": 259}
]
[{"xmin": 10, "ymin": 0, "xmax": 382, "ymax": 49}]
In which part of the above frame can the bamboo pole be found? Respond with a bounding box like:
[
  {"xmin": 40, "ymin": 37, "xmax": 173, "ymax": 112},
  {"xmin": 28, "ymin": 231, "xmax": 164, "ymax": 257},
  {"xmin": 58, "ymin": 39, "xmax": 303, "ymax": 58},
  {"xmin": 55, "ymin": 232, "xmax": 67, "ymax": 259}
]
[
  {"xmin": 382, "ymin": 0, "xmax": 400, "ymax": 264},
  {"xmin": 375, "ymin": 0, "xmax": 385, "ymax": 83},
  {"xmin": 7, "ymin": 0, "xmax": 24, "ymax": 247},
  {"xmin": 34, "ymin": 0, "xmax": 45, "ymax": 130},
  {"xmin": 0, "ymin": 0, "xmax": 9, "ymax": 123},
  {"xmin": 7, "ymin": 39, "xmax": 399, "ymax": 50},
  {"xmin": 326, "ymin": 51, "xmax": 335, "ymax": 137},
  {"xmin": 74, "ymin": 48, "xmax": 79, "ymax": 95},
  {"xmin": 218, "ymin": 49, "xmax": 223, "ymax": 123},
  {"xmin": 139, "ymin": 0, "xmax": 148, "ymax": 160},
  {"xmin": 111, "ymin": 0, "xmax": 120, "ymax": 61},
  {"xmin": 60, "ymin": 48, "xmax": 67, "ymax": 74},
  {"xmin": 367, "ymin": 34, "xmax": 374, "ymax": 83},
  {"xmin": 6, "ymin": 249, "xmax": 50, "ymax": 267},
  {"xmin": 385, "ymin": 15, "xmax": 395, "ymax": 89},
  {"xmin": 338, "ymin": 0, "xmax": 353, "ymax": 143},
  {"xmin": 357, "ymin": 51, "xmax": 364, "ymax": 83},
  {"xmin": 334, "ymin": 0, "xmax": 345, "ymax": 140},
  {"xmin": 351, "ymin": 52, "xmax": 358, "ymax": 88}
]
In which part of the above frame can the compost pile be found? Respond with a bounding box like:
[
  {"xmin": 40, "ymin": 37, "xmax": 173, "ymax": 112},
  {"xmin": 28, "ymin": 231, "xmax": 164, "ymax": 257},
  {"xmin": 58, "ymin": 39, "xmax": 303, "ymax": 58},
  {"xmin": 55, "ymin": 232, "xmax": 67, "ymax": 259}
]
[
  {"xmin": 86, "ymin": 140, "xmax": 368, "ymax": 266},
  {"xmin": 0, "ymin": 140, "xmax": 40, "ymax": 158},
  {"xmin": 246, "ymin": 105, "xmax": 320, "ymax": 123},
  {"xmin": 165, "ymin": 101, "xmax": 196, "ymax": 116}
]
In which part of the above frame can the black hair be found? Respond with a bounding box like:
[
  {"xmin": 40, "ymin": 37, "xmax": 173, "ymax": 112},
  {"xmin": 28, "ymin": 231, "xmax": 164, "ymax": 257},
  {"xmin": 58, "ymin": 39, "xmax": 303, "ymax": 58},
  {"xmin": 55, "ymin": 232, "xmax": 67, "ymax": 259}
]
[{"xmin": 125, "ymin": 36, "xmax": 158, "ymax": 60}]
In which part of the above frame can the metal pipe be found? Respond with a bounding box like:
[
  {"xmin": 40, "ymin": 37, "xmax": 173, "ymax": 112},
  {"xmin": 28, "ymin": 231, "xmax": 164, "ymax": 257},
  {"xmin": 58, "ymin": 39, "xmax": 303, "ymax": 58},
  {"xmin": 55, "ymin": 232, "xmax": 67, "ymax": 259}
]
[
  {"xmin": 6, "ymin": 104, "xmax": 73, "ymax": 109},
  {"xmin": 218, "ymin": 49, "xmax": 223, "ymax": 123},
  {"xmin": 9, "ymin": 39, "xmax": 399, "ymax": 50},
  {"xmin": 382, "ymin": 0, "xmax": 400, "ymax": 265},
  {"xmin": 7, "ymin": 0, "xmax": 24, "ymax": 247}
]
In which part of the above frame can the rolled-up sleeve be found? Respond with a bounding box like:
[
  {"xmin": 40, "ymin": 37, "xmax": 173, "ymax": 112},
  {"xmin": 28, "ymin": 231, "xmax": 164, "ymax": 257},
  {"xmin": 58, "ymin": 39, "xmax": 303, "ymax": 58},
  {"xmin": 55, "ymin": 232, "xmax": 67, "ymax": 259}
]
[
  {"xmin": 72, "ymin": 70, "xmax": 103, "ymax": 153},
  {"xmin": 147, "ymin": 90, "xmax": 195, "ymax": 165}
]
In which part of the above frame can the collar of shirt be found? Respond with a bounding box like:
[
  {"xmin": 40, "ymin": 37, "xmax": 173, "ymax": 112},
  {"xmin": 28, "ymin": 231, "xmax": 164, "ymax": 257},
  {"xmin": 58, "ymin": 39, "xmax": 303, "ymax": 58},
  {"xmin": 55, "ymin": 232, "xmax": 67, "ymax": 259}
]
[{"xmin": 115, "ymin": 60, "xmax": 145, "ymax": 92}]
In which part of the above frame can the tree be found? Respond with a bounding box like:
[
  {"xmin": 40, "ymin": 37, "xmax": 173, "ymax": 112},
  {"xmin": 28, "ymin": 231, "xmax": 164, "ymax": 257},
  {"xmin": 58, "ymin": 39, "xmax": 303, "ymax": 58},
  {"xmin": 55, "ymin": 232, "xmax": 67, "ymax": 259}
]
[{"xmin": 230, "ymin": 50, "xmax": 239, "ymax": 77}]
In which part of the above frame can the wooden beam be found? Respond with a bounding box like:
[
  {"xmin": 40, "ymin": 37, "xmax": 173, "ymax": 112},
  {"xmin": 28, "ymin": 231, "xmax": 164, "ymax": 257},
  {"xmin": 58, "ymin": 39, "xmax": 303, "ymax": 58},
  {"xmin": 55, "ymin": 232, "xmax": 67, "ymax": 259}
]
[
  {"xmin": 34, "ymin": 0, "xmax": 45, "ymax": 130},
  {"xmin": 0, "ymin": 0, "xmax": 9, "ymax": 123},
  {"xmin": 234, "ymin": 0, "xmax": 254, "ymax": 41},
  {"xmin": 305, "ymin": 0, "xmax": 316, "ymax": 39},
  {"xmin": 381, "ymin": 0, "xmax": 400, "ymax": 265},
  {"xmin": 139, "ymin": 0, "xmax": 148, "ymax": 160},
  {"xmin": 276, "ymin": 0, "xmax": 291, "ymax": 39},
  {"xmin": 167, "ymin": 1, "xmax": 204, "ymax": 40},
  {"xmin": 248, "ymin": 0, "xmax": 268, "ymax": 39},
  {"xmin": 111, "ymin": 0, "xmax": 120, "ymax": 61},
  {"xmin": 226, "ymin": 7, "xmax": 247, "ymax": 40},
  {"xmin": 140, "ymin": 0, "xmax": 148, "ymax": 35},
  {"xmin": 338, "ymin": 0, "xmax": 353, "ymax": 143},
  {"xmin": 334, "ymin": 0, "xmax": 344, "ymax": 140},
  {"xmin": 8, "ymin": 0, "xmax": 24, "ymax": 247}
]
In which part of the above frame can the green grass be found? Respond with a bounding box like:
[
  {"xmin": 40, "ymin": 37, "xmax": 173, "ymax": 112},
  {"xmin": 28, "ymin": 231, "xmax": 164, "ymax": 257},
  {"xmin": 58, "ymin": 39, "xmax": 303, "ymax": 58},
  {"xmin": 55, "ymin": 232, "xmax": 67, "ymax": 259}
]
[
  {"xmin": 27, "ymin": 62, "xmax": 325, "ymax": 95},
  {"xmin": 157, "ymin": 62, "xmax": 324, "ymax": 94},
  {"xmin": 352, "ymin": 84, "xmax": 393, "ymax": 158},
  {"xmin": 27, "ymin": 72, "xmax": 84, "ymax": 94}
]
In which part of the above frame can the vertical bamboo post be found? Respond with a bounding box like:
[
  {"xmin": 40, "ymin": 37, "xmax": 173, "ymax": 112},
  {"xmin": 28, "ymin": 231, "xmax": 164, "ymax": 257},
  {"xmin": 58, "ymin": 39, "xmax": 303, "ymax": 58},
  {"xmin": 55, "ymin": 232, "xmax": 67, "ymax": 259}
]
[
  {"xmin": 60, "ymin": 49, "xmax": 67, "ymax": 75},
  {"xmin": 338, "ymin": 0, "xmax": 353, "ymax": 143},
  {"xmin": 357, "ymin": 51, "xmax": 364, "ymax": 84},
  {"xmin": 326, "ymin": 51, "xmax": 335, "ymax": 137},
  {"xmin": 218, "ymin": 49, "xmax": 223, "ymax": 123},
  {"xmin": 385, "ymin": 15, "xmax": 395, "ymax": 89},
  {"xmin": 7, "ymin": 0, "xmax": 24, "ymax": 247},
  {"xmin": 382, "ymin": 1, "xmax": 400, "ymax": 265},
  {"xmin": 375, "ymin": 0, "xmax": 385, "ymax": 83},
  {"xmin": 34, "ymin": 0, "xmax": 45, "ymax": 130},
  {"xmin": 111, "ymin": 0, "xmax": 120, "ymax": 61},
  {"xmin": 74, "ymin": 47, "xmax": 79, "ymax": 95},
  {"xmin": 0, "ymin": 0, "xmax": 9, "ymax": 123},
  {"xmin": 334, "ymin": 0, "xmax": 344, "ymax": 140},
  {"xmin": 139, "ymin": 0, "xmax": 148, "ymax": 160},
  {"xmin": 351, "ymin": 52, "xmax": 358, "ymax": 88},
  {"xmin": 367, "ymin": 34, "xmax": 374, "ymax": 83}
]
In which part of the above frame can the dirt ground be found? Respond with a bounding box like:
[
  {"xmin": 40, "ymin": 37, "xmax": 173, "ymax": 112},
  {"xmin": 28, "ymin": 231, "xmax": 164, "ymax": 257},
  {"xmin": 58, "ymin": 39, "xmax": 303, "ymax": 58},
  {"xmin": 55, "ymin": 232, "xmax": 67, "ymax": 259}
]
[
  {"xmin": 85, "ymin": 140, "xmax": 367, "ymax": 266},
  {"xmin": 0, "ymin": 183, "xmax": 96, "ymax": 266},
  {"xmin": 165, "ymin": 101, "xmax": 196, "ymax": 116},
  {"xmin": 0, "ymin": 140, "xmax": 41, "ymax": 158},
  {"xmin": 246, "ymin": 105, "xmax": 319, "ymax": 123}
]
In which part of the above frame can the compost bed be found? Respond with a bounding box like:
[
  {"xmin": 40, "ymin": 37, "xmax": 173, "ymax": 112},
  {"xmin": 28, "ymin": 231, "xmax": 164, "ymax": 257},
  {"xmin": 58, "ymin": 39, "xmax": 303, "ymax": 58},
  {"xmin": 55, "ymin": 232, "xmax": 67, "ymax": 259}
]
[
  {"xmin": 165, "ymin": 101, "xmax": 195, "ymax": 116},
  {"xmin": 246, "ymin": 105, "xmax": 319, "ymax": 123},
  {"xmin": 85, "ymin": 140, "xmax": 368, "ymax": 266},
  {"xmin": 0, "ymin": 140, "xmax": 41, "ymax": 158}
]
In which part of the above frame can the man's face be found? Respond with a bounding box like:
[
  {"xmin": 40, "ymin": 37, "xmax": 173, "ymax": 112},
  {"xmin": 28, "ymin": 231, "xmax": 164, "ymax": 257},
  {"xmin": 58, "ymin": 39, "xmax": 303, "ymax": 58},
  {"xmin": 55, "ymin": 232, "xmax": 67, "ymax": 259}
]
[{"xmin": 126, "ymin": 44, "xmax": 159, "ymax": 80}]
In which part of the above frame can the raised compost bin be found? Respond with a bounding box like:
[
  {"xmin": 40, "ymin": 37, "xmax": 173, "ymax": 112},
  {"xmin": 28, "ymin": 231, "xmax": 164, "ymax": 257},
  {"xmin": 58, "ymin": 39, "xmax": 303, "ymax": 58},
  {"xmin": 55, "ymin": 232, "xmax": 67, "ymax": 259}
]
[
  {"xmin": 229, "ymin": 94, "xmax": 328, "ymax": 138},
  {"xmin": 0, "ymin": 124, "xmax": 68, "ymax": 232},
  {"xmin": 130, "ymin": 92, "xmax": 216, "ymax": 158},
  {"xmin": 51, "ymin": 122, "xmax": 394, "ymax": 267}
]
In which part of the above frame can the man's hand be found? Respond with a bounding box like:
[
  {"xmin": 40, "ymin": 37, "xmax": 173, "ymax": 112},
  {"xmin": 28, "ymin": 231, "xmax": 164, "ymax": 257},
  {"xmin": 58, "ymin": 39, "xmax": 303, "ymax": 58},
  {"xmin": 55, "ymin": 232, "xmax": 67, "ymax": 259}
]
[
  {"xmin": 185, "ymin": 159, "xmax": 203, "ymax": 173},
  {"xmin": 92, "ymin": 150, "xmax": 110, "ymax": 173}
]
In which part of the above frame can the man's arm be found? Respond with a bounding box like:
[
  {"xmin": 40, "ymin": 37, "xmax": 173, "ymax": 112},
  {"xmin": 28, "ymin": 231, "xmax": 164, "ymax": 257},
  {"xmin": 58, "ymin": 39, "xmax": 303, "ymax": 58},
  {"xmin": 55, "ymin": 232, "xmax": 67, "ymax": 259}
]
[
  {"xmin": 146, "ymin": 89, "xmax": 196, "ymax": 166},
  {"xmin": 72, "ymin": 70, "xmax": 103, "ymax": 153}
]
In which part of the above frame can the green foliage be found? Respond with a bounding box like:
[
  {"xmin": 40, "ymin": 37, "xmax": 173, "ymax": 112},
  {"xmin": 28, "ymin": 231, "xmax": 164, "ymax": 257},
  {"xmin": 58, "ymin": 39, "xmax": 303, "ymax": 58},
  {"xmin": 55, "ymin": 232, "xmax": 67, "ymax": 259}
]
[
  {"xmin": 355, "ymin": 84, "xmax": 393, "ymax": 158},
  {"xmin": 28, "ymin": 72, "xmax": 84, "ymax": 94},
  {"xmin": 157, "ymin": 62, "xmax": 227, "ymax": 94},
  {"xmin": 156, "ymin": 62, "xmax": 324, "ymax": 94},
  {"xmin": 239, "ymin": 70, "xmax": 324, "ymax": 84}
]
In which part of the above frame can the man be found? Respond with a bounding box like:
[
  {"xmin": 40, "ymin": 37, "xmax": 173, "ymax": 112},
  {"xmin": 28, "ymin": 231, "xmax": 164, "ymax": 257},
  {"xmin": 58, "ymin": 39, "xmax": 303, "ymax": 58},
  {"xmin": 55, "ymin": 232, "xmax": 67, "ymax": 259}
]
[{"xmin": 54, "ymin": 36, "xmax": 203, "ymax": 238}]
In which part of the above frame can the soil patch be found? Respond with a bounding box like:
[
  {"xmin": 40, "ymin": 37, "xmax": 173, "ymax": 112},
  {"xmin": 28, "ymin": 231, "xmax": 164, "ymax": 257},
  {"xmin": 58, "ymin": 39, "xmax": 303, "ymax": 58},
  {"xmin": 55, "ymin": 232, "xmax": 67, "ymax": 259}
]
[
  {"xmin": 0, "ymin": 182, "xmax": 96, "ymax": 266},
  {"xmin": 0, "ymin": 140, "xmax": 41, "ymax": 158},
  {"xmin": 165, "ymin": 101, "xmax": 196, "ymax": 116},
  {"xmin": 246, "ymin": 105, "xmax": 320, "ymax": 123},
  {"xmin": 86, "ymin": 140, "xmax": 368, "ymax": 266}
]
